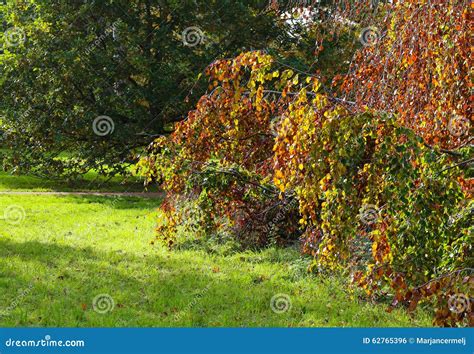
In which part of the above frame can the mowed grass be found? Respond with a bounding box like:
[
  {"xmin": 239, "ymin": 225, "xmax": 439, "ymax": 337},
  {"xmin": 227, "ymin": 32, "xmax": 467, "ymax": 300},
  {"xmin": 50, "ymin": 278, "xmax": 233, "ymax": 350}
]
[{"xmin": 0, "ymin": 182, "xmax": 431, "ymax": 327}]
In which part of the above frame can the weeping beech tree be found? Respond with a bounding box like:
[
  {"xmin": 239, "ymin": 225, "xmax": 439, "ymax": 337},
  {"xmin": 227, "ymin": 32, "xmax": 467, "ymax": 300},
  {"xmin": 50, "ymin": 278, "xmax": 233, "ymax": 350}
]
[{"xmin": 140, "ymin": 0, "xmax": 472, "ymax": 327}]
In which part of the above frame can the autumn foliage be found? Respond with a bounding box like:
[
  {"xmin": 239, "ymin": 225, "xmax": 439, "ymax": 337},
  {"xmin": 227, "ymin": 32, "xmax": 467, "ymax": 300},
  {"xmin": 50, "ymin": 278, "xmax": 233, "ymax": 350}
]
[
  {"xmin": 139, "ymin": 1, "xmax": 472, "ymax": 326},
  {"xmin": 343, "ymin": 0, "xmax": 472, "ymax": 149}
]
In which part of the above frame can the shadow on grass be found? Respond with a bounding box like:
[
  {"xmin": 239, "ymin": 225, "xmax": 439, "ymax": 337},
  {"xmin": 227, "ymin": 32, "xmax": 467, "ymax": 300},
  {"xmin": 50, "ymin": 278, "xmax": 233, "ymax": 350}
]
[{"xmin": 0, "ymin": 238, "xmax": 283, "ymax": 327}]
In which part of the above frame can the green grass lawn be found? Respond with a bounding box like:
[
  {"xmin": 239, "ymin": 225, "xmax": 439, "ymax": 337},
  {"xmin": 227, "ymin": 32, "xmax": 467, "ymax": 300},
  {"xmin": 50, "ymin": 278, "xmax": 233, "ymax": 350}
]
[{"xmin": 0, "ymin": 177, "xmax": 431, "ymax": 327}]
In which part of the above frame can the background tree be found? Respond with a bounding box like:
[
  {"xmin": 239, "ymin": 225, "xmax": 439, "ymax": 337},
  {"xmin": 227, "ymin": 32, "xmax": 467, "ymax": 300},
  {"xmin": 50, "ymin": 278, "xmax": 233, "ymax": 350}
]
[{"xmin": 0, "ymin": 0, "xmax": 283, "ymax": 176}]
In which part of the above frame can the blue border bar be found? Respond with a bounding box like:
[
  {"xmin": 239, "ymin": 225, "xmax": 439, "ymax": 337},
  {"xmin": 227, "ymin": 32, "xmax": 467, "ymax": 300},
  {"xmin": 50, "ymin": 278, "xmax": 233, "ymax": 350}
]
[{"xmin": 0, "ymin": 328, "xmax": 472, "ymax": 354}]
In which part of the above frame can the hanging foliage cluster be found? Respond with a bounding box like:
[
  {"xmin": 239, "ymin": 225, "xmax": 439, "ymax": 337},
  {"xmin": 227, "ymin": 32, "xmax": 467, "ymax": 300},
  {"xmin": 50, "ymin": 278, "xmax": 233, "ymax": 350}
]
[
  {"xmin": 138, "ymin": 52, "xmax": 302, "ymax": 249},
  {"xmin": 139, "ymin": 0, "xmax": 472, "ymax": 327},
  {"xmin": 342, "ymin": 0, "xmax": 472, "ymax": 149}
]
